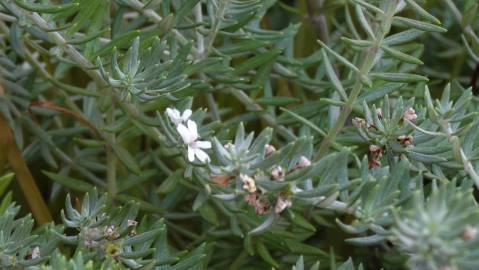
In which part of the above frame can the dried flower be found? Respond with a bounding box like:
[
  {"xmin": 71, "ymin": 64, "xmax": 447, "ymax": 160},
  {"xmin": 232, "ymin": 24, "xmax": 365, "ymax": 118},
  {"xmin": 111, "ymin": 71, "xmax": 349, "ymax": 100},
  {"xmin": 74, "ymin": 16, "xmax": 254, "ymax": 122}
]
[
  {"xmin": 264, "ymin": 144, "xmax": 276, "ymax": 157},
  {"xmin": 352, "ymin": 117, "xmax": 366, "ymax": 128},
  {"xmin": 462, "ymin": 225, "xmax": 478, "ymax": 241},
  {"xmin": 245, "ymin": 192, "xmax": 270, "ymax": 215},
  {"xmin": 397, "ymin": 135, "xmax": 414, "ymax": 146},
  {"xmin": 211, "ymin": 175, "xmax": 234, "ymax": 186},
  {"xmin": 177, "ymin": 120, "xmax": 212, "ymax": 163},
  {"xmin": 166, "ymin": 108, "xmax": 192, "ymax": 126},
  {"xmin": 274, "ymin": 196, "xmax": 292, "ymax": 214},
  {"xmin": 368, "ymin": 144, "xmax": 383, "ymax": 169},
  {"xmin": 271, "ymin": 166, "xmax": 285, "ymax": 181},
  {"xmin": 403, "ymin": 107, "xmax": 417, "ymax": 121},
  {"xmin": 240, "ymin": 174, "xmax": 257, "ymax": 193}
]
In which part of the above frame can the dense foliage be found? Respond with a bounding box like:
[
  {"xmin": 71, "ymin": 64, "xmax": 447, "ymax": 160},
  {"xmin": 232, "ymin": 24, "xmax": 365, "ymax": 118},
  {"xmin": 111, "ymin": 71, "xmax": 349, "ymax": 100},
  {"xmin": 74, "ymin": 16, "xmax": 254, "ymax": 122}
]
[{"xmin": 0, "ymin": 0, "xmax": 479, "ymax": 269}]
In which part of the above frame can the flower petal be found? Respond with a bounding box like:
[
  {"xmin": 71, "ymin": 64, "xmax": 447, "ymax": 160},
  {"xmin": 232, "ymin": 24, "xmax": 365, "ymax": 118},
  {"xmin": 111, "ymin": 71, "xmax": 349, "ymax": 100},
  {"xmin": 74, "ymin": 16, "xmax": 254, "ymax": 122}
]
[
  {"xmin": 181, "ymin": 109, "xmax": 192, "ymax": 121},
  {"xmin": 177, "ymin": 123, "xmax": 195, "ymax": 144},
  {"xmin": 186, "ymin": 120, "xmax": 199, "ymax": 140},
  {"xmin": 187, "ymin": 146, "xmax": 196, "ymax": 162},
  {"xmin": 166, "ymin": 108, "xmax": 181, "ymax": 124},
  {"xmin": 195, "ymin": 140, "xmax": 212, "ymax": 149},
  {"xmin": 194, "ymin": 148, "xmax": 210, "ymax": 163}
]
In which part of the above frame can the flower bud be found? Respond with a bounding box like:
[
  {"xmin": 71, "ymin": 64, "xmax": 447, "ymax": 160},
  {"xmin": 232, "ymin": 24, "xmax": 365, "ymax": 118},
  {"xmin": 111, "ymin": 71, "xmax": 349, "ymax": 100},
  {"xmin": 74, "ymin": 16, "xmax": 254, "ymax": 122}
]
[
  {"xmin": 224, "ymin": 142, "xmax": 235, "ymax": 151},
  {"xmin": 376, "ymin": 108, "xmax": 383, "ymax": 119},
  {"xmin": 245, "ymin": 193, "xmax": 270, "ymax": 215},
  {"xmin": 352, "ymin": 117, "xmax": 366, "ymax": 128},
  {"xmin": 403, "ymin": 107, "xmax": 417, "ymax": 121},
  {"xmin": 271, "ymin": 166, "xmax": 285, "ymax": 181},
  {"xmin": 240, "ymin": 174, "xmax": 257, "ymax": 193},
  {"xmin": 104, "ymin": 225, "xmax": 119, "ymax": 240},
  {"xmin": 297, "ymin": 156, "xmax": 311, "ymax": 168},
  {"xmin": 31, "ymin": 247, "xmax": 40, "ymax": 259},
  {"xmin": 264, "ymin": 144, "xmax": 276, "ymax": 157},
  {"xmin": 462, "ymin": 225, "xmax": 478, "ymax": 241},
  {"xmin": 368, "ymin": 144, "xmax": 383, "ymax": 169},
  {"xmin": 85, "ymin": 239, "xmax": 100, "ymax": 248},
  {"xmin": 127, "ymin": 219, "xmax": 138, "ymax": 227},
  {"xmin": 397, "ymin": 135, "xmax": 413, "ymax": 146},
  {"xmin": 274, "ymin": 196, "xmax": 292, "ymax": 214}
]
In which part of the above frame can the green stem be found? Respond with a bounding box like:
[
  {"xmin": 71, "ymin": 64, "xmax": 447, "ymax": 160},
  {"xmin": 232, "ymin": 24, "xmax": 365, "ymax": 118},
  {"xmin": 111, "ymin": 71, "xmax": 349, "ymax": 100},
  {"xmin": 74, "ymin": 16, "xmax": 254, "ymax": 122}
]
[
  {"xmin": 195, "ymin": 2, "xmax": 222, "ymax": 121},
  {"xmin": 315, "ymin": 1, "xmax": 399, "ymax": 160},
  {"xmin": 106, "ymin": 100, "xmax": 117, "ymax": 197}
]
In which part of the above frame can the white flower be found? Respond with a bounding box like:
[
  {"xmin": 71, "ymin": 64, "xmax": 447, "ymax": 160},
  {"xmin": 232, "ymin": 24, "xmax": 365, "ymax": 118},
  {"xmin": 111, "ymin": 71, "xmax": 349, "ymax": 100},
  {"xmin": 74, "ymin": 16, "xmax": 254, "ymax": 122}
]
[
  {"xmin": 31, "ymin": 247, "xmax": 40, "ymax": 259},
  {"xmin": 274, "ymin": 196, "xmax": 292, "ymax": 214},
  {"xmin": 166, "ymin": 108, "xmax": 192, "ymax": 126},
  {"xmin": 177, "ymin": 120, "xmax": 211, "ymax": 163},
  {"xmin": 240, "ymin": 174, "xmax": 257, "ymax": 193}
]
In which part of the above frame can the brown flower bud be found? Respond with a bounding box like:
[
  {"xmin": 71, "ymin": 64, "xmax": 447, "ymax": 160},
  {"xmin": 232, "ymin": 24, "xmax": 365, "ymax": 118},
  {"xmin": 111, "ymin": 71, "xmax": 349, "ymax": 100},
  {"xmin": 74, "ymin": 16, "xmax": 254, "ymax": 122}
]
[
  {"xmin": 397, "ymin": 135, "xmax": 413, "ymax": 146},
  {"xmin": 368, "ymin": 144, "xmax": 383, "ymax": 169},
  {"xmin": 245, "ymin": 192, "xmax": 270, "ymax": 215},
  {"xmin": 353, "ymin": 117, "xmax": 366, "ymax": 128}
]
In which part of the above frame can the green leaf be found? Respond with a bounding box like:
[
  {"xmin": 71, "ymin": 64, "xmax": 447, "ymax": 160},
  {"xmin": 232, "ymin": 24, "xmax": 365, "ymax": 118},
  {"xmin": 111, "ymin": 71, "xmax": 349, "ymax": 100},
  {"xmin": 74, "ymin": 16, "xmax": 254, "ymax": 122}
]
[
  {"xmin": 0, "ymin": 173, "xmax": 14, "ymax": 197},
  {"xmin": 321, "ymin": 49, "xmax": 348, "ymax": 101},
  {"xmin": 370, "ymin": 72, "xmax": 429, "ymax": 83},
  {"xmin": 43, "ymin": 171, "xmax": 94, "ymax": 192},
  {"xmin": 198, "ymin": 203, "xmax": 219, "ymax": 226},
  {"xmin": 256, "ymin": 241, "xmax": 279, "ymax": 268},
  {"xmin": 111, "ymin": 144, "xmax": 141, "ymax": 175},
  {"xmin": 394, "ymin": 16, "xmax": 447, "ymax": 33},
  {"xmin": 235, "ymin": 50, "xmax": 281, "ymax": 75},
  {"xmin": 284, "ymin": 239, "xmax": 329, "ymax": 257},
  {"xmin": 175, "ymin": 0, "xmax": 201, "ymax": 23},
  {"xmin": 383, "ymin": 29, "xmax": 424, "ymax": 46},
  {"xmin": 355, "ymin": 4, "xmax": 375, "ymax": 39},
  {"xmin": 13, "ymin": 0, "xmax": 78, "ymax": 13},
  {"xmin": 406, "ymin": 151, "xmax": 448, "ymax": 163},
  {"xmin": 157, "ymin": 170, "xmax": 181, "ymax": 194},
  {"xmin": 404, "ymin": 0, "xmax": 441, "ymax": 24},
  {"xmin": 381, "ymin": 45, "xmax": 423, "ymax": 65},
  {"xmin": 317, "ymin": 39, "xmax": 360, "ymax": 74},
  {"xmin": 256, "ymin": 96, "xmax": 300, "ymax": 106}
]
